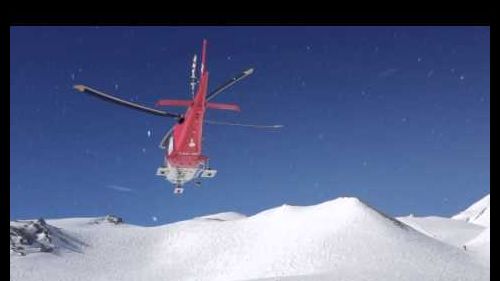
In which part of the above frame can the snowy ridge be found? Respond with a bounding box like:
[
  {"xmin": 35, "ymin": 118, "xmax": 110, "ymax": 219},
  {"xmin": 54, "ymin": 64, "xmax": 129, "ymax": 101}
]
[
  {"xmin": 194, "ymin": 212, "xmax": 247, "ymax": 221},
  {"xmin": 453, "ymin": 194, "xmax": 490, "ymax": 227},
  {"xmin": 397, "ymin": 216, "xmax": 484, "ymax": 248},
  {"xmin": 11, "ymin": 197, "xmax": 489, "ymax": 281}
]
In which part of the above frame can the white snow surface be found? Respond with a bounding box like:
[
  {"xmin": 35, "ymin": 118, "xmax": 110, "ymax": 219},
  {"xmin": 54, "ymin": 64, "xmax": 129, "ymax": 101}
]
[
  {"xmin": 466, "ymin": 227, "xmax": 490, "ymax": 265},
  {"xmin": 11, "ymin": 197, "xmax": 490, "ymax": 281},
  {"xmin": 452, "ymin": 193, "xmax": 490, "ymax": 227}
]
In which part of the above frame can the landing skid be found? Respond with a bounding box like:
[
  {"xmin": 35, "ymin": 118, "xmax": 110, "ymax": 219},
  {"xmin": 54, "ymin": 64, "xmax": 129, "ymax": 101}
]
[{"xmin": 200, "ymin": 168, "xmax": 217, "ymax": 178}]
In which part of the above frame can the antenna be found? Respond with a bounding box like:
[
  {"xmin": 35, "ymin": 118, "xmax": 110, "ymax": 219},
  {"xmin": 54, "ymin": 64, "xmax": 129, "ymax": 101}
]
[
  {"xmin": 189, "ymin": 54, "xmax": 198, "ymax": 98},
  {"xmin": 200, "ymin": 39, "xmax": 207, "ymax": 75}
]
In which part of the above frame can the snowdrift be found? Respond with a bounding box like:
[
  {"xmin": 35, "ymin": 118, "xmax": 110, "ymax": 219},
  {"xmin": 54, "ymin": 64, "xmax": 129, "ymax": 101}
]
[{"xmin": 11, "ymin": 197, "xmax": 489, "ymax": 281}]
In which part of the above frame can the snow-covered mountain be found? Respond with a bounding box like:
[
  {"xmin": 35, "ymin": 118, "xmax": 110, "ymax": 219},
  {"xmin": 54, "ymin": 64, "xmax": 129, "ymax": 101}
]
[
  {"xmin": 10, "ymin": 196, "xmax": 490, "ymax": 281},
  {"xmin": 452, "ymin": 193, "xmax": 490, "ymax": 227}
]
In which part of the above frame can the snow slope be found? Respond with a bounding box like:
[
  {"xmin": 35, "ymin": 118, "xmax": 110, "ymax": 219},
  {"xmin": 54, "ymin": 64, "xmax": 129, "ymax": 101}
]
[
  {"xmin": 453, "ymin": 194, "xmax": 490, "ymax": 227},
  {"xmin": 11, "ymin": 197, "xmax": 489, "ymax": 281},
  {"xmin": 397, "ymin": 215, "xmax": 484, "ymax": 247},
  {"xmin": 465, "ymin": 227, "xmax": 490, "ymax": 266},
  {"xmin": 397, "ymin": 214, "xmax": 489, "ymax": 269}
]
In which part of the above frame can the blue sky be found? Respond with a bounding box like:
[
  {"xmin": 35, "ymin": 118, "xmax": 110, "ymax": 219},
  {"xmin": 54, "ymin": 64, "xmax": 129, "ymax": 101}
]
[{"xmin": 10, "ymin": 26, "xmax": 489, "ymax": 226}]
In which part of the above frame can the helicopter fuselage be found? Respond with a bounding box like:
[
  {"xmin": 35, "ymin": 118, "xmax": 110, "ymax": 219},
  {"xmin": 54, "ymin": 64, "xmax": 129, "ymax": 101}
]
[{"xmin": 155, "ymin": 41, "xmax": 217, "ymax": 193}]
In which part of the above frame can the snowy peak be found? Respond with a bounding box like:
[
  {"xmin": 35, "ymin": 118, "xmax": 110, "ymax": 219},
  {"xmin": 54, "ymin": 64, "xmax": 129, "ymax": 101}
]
[
  {"xmin": 254, "ymin": 197, "xmax": 372, "ymax": 217},
  {"xmin": 251, "ymin": 197, "xmax": 409, "ymax": 232},
  {"xmin": 453, "ymin": 194, "xmax": 490, "ymax": 227}
]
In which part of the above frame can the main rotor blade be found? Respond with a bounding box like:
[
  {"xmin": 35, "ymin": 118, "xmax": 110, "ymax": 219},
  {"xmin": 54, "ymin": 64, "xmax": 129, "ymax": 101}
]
[
  {"xmin": 73, "ymin": 84, "xmax": 182, "ymax": 119},
  {"xmin": 205, "ymin": 119, "xmax": 283, "ymax": 129},
  {"xmin": 206, "ymin": 68, "xmax": 254, "ymax": 102}
]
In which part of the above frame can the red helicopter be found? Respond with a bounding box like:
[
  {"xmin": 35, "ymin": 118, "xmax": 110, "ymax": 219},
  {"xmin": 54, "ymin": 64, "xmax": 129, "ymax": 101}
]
[{"xmin": 74, "ymin": 40, "xmax": 281, "ymax": 194}]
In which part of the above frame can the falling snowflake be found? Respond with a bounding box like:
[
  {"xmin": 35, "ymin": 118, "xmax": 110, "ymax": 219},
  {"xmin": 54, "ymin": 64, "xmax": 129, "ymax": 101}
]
[
  {"xmin": 114, "ymin": 84, "xmax": 119, "ymax": 90},
  {"xmin": 142, "ymin": 148, "xmax": 146, "ymax": 153},
  {"xmin": 147, "ymin": 130, "xmax": 152, "ymax": 137},
  {"xmin": 417, "ymin": 57, "xmax": 422, "ymax": 62},
  {"xmin": 152, "ymin": 216, "xmax": 158, "ymax": 222},
  {"xmin": 71, "ymin": 73, "xmax": 75, "ymax": 81},
  {"xmin": 459, "ymin": 75, "xmax": 465, "ymax": 81}
]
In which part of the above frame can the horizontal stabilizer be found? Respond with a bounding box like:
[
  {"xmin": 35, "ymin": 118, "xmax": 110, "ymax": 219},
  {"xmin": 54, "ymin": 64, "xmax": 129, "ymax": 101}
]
[{"xmin": 206, "ymin": 102, "xmax": 240, "ymax": 112}]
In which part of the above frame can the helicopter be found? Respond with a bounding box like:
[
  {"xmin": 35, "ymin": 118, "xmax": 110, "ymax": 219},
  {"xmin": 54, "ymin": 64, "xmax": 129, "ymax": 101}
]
[{"xmin": 74, "ymin": 39, "xmax": 282, "ymax": 194}]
